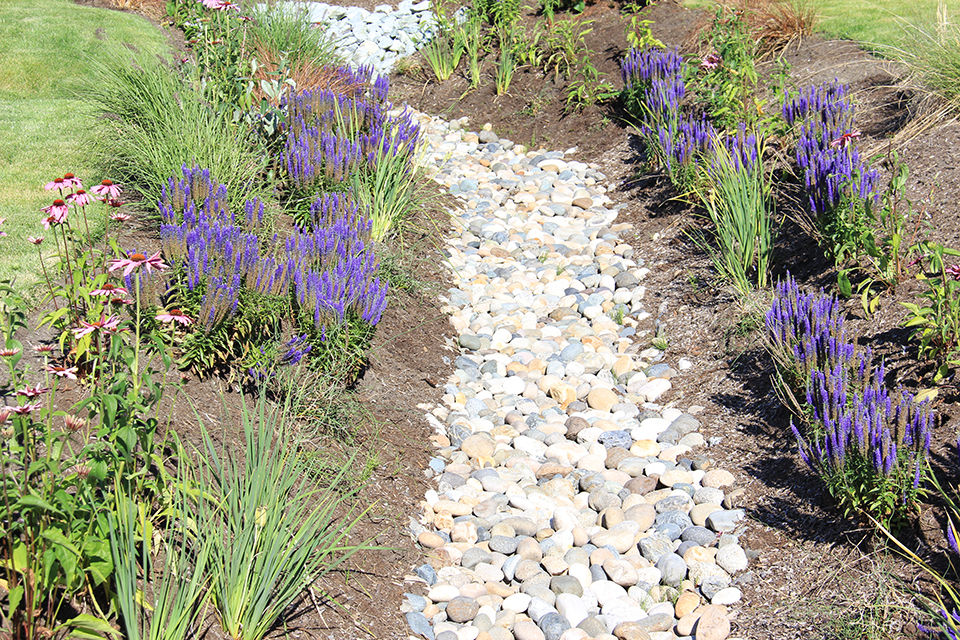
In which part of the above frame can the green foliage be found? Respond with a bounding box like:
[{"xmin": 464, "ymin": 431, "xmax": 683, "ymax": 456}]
[
  {"xmin": 460, "ymin": 9, "xmax": 487, "ymax": 88},
  {"xmin": 194, "ymin": 394, "xmax": 375, "ymax": 640},
  {"xmin": 84, "ymin": 48, "xmax": 267, "ymax": 215},
  {"xmin": 495, "ymin": 25, "xmax": 519, "ymax": 95},
  {"xmin": 421, "ymin": 5, "xmax": 466, "ymax": 82},
  {"xmin": 109, "ymin": 477, "xmax": 210, "ymax": 640},
  {"xmin": 246, "ymin": 3, "xmax": 340, "ymax": 71},
  {"xmin": 625, "ymin": 16, "xmax": 665, "ymax": 51},
  {"xmin": 350, "ymin": 141, "xmax": 425, "ymax": 243},
  {"xmin": 835, "ymin": 151, "xmax": 920, "ymax": 310},
  {"xmin": 691, "ymin": 133, "xmax": 774, "ymax": 295},
  {"xmin": 175, "ymin": 289, "xmax": 286, "ymax": 376},
  {"xmin": 693, "ymin": 8, "xmax": 760, "ymax": 130},
  {"xmin": 540, "ymin": 0, "xmax": 586, "ymax": 21},
  {"xmin": 473, "ymin": 0, "xmax": 522, "ymax": 26},
  {"xmin": 902, "ymin": 242, "xmax": 960, "ymax": 382},
  {"xmin": 0, "ymin": 278, "xmax": 172, "ymax": 639}
]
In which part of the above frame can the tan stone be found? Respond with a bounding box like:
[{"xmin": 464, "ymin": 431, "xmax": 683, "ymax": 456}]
[
  {"xmin": 694, "ymin": 605, "xmax": 731, "ymax": 640},
  {"xmin": 587, "ymin": 387, "xmax": 618, "ymax": 412},
  {"xmin": 418, "ymin": 531, "xmax": 444, "ymax": 549},
  {"xmin": 612, "ymin": 621, "xmax": 651, "ymax": 640},
  {"xmin": 702, "ymin": 469, "xmax": 735, "ymax": 489},
  {"xmin": 675, "ymin": 590, "xmax": 701, "ymax": 619},
  {"xmin": 683, "ymin": 546, "xmax": 717, "ymax": 564}
]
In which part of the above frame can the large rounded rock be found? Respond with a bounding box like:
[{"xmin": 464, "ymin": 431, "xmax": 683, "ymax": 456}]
[
  {"xmin": 446, "ymin": 596, "xmax": 480, "ymax": 623},
  {"xmin": 694, "ymin": 604, "xmax": 731, "ymax": 640}
]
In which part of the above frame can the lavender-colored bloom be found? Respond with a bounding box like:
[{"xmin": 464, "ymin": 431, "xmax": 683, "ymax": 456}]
[
  {"xmin": 769, "ymin": 273, "xmax": 933, "ymax": 510},
  {"xmin": 782, "ymin": 81, "xmax": 879, "ymax": 218},
  {"xmin": 158, "ymin": 166, "xmax": 389, "ymax": 348}
]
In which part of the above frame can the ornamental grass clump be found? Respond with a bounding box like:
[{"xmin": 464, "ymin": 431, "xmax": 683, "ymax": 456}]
[
  {"xmin": 692, "ymin": 126, "xmax": 773, "ymax": 295},
  {"xmin": 194, "ymin": 394, "xmax": 374, "ymax": 640},
  {"xmin": 765, "ymin": 275, "xmax": 933, "ymax": 529},
  {"xmin": 620, "ymin": 46, "xmax": 716, "ymax": 189}
]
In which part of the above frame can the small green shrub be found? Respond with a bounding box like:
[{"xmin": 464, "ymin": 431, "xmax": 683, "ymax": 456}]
[
  {"xmin": 541, "ymin": 0, "xmax": 586, "ymax": 21},
  {"xmin": 474, "ymin": 0, "xmax": 522, "ymax": 26},
  {"xmin": 693, "ymin": 8, "xmax": 760, "ymax": 130},
  {"xmin": 902, "ymin": 242, "xmax": 960, "ymax": 382}
]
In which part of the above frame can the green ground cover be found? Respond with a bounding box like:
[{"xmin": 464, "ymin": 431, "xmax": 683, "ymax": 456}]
[{"xmin": 0, "ymin": 0, "xmax": 168, "ymax": 289}]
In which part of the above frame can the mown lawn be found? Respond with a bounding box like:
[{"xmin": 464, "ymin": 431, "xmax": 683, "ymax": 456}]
[
  {"xmin": 0, "ymin": 0, "xmax": 168, "ymax": 290},
  {"xmin": 683, "ymin": 0, "xmax": 945, "ymax": 49}
]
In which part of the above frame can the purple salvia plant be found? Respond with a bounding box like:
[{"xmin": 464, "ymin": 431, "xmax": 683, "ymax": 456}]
[
  {"xmin": 767, "ymin": 274, "xmax": 932, "ymax": 521},
  {"xmin": 159, "ymin": 166, "xmax": 388, "ymax": 341},
  {"xmin": 781, "ymin": 81, "xmax": 879, "ymax": 218}
]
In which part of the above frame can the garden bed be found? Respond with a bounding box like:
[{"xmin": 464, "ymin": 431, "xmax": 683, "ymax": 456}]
[{"xmin": 8, "ymin": 0, "xmax": 960, "ymax": 637}]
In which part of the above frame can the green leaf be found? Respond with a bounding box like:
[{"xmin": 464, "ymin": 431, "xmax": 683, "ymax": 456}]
[
  {"xmin": 837, "ymin": 271, "xmax": 852, "ymax": 298},
  {"xmin": 7, "ymin": 584, "xmax": 24, "ymax": 615},
  {"xmin": 20, "ymin": 493, "xmax": 63, "ymax": 514},
  {"xmin": 58, "ymin": 613, "xmax": 121, "ymax": 639}
]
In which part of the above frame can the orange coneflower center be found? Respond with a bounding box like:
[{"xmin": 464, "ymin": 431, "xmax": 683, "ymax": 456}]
[
  {"xmin": 170, "ymin": 308, "xmax": 182, "ymax": 315},
  {"xmin": 129, "ymin": 253, "xmax": 147, "ymax": 261},
  {"xmin": 53, "ymin": 199, "xmax": 65, "ymax": 206},
  {"xmin": 53, "ymin": 178, "xmax": 64, "ymax": 185},
  {"xmin": 101, "ymin": 179, "xmax": 113, "ymax": 186},
  {"xmin": 64, "ymin": 173, "xmax": 75, "ymax": 179},
  {"xmin": 75, "ymin": 189, "xmax": 86, "ymax": 195},
  {"xmin": 102, "ymin": 284, "xmax": 118, "ymax": 291}
]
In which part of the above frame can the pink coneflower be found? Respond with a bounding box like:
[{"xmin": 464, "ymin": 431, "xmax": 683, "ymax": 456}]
[
  {"xmin": 156, "ymin": 308, "xmax": 193, "ymax": 326},
  {"xmin": 27, "ymin": 236, "xmax": 43, "ymax": 245},
  {"xmin": 10, "ymin": 403, "xmax": 41, "ymax": 415},
  {"xmin": 829, "ymin": 131, "xmax": 861, "ymax": 149},
  {"xmin": 947, "ymin": 264, "xmax": 960, "ymax": 281},
  {"xmin": 66, "ymin": 189, "xmax": 93, "ymax": 207},
  {"xmin": 91, "ymin": 179, "xmax": 121, "ymax": 200},
  {"xmin": 64, "ymin": 414, "xmax": 86, "ymax": 431},
  {"xmin": 45, "ymin": 176, "xmax": 67, "ymax": 191},
  {"xmin": 33, "ymin": 344, "xmax": 55, "ymax": 353},
  {"xmin": 89, "ymin": 283, "xmax": 129, "ymax": 297},
  {"xmin": 111, "ymin": 297, "xmax": 134, "ymax": 306},
  {"xmin": 41, "ymin": 199, "xmax": 69, "ymax": 228},
  {"xmin": 701, "ymin": 53, "xmax": 721, "ymax": 70},
  {"xmin": 47, "ymin": 364, "xmax": 79, "ymax": 380},
  {"xmin": 108, "ymin": 251, "xmax": 168, "ymax": 276},
  {"xmin": 0, "ymin": 348, "xmax": 20, "ymax": 357},
  {"xmin": 72, "ymin": 315, "xmax": 124, "ymax": 338},
  {"xmin": 201, "ymin": 0, "xmax": 238, "ymax": 9},
  {"xmin": 62, "ymin": 173, "xmax": 83, "ymax": 189},
  {"xmin": 66, "ymin": 464, "xmax": 91, "ymax": 478},
  {"xmin": 17, "ymin": 384, "xmax": 50, "ymax": 398},
  {"xmin": 110, "ymin": 212, "xmax": 131, "ymax": 223}
]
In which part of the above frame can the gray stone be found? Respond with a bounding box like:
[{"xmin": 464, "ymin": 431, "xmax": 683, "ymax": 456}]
[
  {"xmin": 405, "ymin": 612, "xmax": 434, "ymax": 640},
  {"xmin": 446, "ymin": 596, "xmax": 480, "ymax": 623},
  {"xmin": 656, "ymin": 552, "xmax": 687, "ymax": 586},
  {"xmin": 539, "ymin": 612, "xmax": 571, "ymax": 640}
]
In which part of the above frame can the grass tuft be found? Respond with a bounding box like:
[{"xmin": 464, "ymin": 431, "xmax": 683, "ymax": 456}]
[{"xmin": 83, "ymin": 47, "xmax": 267, "ymax": 215}]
